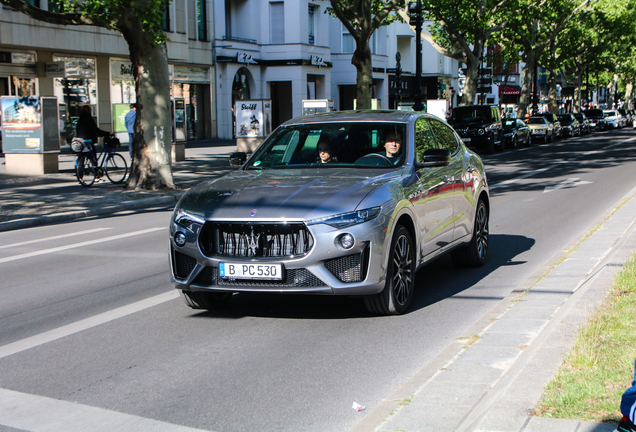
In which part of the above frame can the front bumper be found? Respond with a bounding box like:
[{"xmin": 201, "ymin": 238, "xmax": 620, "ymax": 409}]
[{"xmin": 170, "ymin": 216, "xmax": 391, "ymax": 296}]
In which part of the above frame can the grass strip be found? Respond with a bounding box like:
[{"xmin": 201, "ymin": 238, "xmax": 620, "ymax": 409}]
[{"xmin": 533, "ymin": 251, "xmax": 636, "ymax": 423}]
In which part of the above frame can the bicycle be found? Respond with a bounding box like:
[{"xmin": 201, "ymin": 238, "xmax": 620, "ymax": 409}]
[{"xmin": 72, "ymin": 136, "xmax": 128, "ymax": 187}]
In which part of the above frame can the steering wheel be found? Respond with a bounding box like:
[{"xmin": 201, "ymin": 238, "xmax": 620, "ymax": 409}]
[{"xmin": 354, "ymin": 153, "xmax": 392, "ymax": 166}]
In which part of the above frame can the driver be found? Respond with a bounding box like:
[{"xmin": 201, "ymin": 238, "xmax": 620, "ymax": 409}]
[{"xmin": 383, "ymin": 130, "xmax": 402, "ymax": 165}]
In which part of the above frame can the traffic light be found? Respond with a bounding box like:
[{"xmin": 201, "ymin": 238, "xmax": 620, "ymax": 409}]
[{"xmin": 407, "ymin": 1, "xmax": 422, "ymax": 25}]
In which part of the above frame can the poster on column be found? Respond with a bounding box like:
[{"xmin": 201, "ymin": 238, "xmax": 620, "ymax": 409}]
[
  {"xmin": 1, "ymin": 96, "xmax": 42, "ymax": 153},
  {"xmin": 235, "ymin": 100, "xmax": 270, "ymax": 137}
]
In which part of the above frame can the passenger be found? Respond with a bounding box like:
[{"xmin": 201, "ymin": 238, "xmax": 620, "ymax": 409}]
[
  {"xmin": 618, "ymin": 358, "xmax": 636, "ymax": 432},
  {"xmin": 383, "ymin": 130, "xmax": 402, "ymax": 165},
  {"xmin": 317, "ymin": 139, "xmax": 338, "ymax": 163}
]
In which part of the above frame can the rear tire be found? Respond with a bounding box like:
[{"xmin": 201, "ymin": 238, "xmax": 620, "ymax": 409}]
[
  {"xmin": 527, "ymin": 135, "xmax": 532, "ymax": 146},
  {"xmin": 364, "ymin": 226, "xmax": 415, "ymax": 315},
  {"xmin": 76, "ymin": 155, "xmax": 96, "ymax": 187},
  {"xmin": 181, "ymin": 290, "xmax": 233, "ymax": 310},
  {"xmin": 451, "ymin": 199, "xmax": 489, "ymax": 267},
  {"xmin": 105, "ymin": 153, "xmax": 128, "ymax": 184}
]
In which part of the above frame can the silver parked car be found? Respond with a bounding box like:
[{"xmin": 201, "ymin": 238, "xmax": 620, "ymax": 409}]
[{"xmin": 169, "ymin": 111, "xmax": 490, "ymax": 315}]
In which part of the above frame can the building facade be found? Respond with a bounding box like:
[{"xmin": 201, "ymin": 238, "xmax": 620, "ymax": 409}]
[{"xmin": 0, "ymin": 0, "xmax": 216, "ymax": 146}]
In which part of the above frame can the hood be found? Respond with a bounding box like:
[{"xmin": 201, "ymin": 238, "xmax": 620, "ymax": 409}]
[
  {"xmin": 448, "ymin": 118, "xmax": 491, "ymax": 130},
  {"xmin": 176, "ymin": 168, "xmax": 398, "ymax": 221}
]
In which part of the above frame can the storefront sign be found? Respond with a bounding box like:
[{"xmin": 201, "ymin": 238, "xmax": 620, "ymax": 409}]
[
  {"xmin": 11, "ymin": 52, "xmax": 36, "ymax": 65},
  {"xmin": 46, "ymin": 62, "xmax": 66, "ymax": 77},
  {"xmin": 173, "ymin": 65, "xmax": 209, "ymax": 82},
  {"xmin": 234, "ymin": 100, "xmax": 271, "ymax": 137},
  {"xmin": 111, "ymin": 60, "xmax": 134, "ymax": 80},
  {"xmin": 236, "ymin": 52, "xmax": 257, "ymax": 65},
  {"xmin": 54, "ymin": 57, "xmax": 96, "ymax": 78},
  {"xmin": 310, "ymin": 55, "xmax": 327, "ymax": 67}
]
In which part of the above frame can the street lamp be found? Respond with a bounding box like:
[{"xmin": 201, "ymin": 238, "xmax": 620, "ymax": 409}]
[{"xmin": 408, "ymin": 0, "xmax": 424, "ymax": 111}]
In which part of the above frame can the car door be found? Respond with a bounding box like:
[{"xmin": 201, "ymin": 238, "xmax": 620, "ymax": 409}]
[
  {"xmin": 428, "ymin": 118, "xmax": 470, "ymax": 242},
  {"xmin": 411, "ymin": 117, "xmax": 455, "ymax": 259}
]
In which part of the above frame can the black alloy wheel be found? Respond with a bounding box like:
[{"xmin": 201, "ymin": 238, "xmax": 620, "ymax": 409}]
[
  {"xmin": 451, "ymin": 199, "xmax": 489, "ymax": 267},
  {"xmin": 364, "ymin": 225, "xmax": 415, "ymax": 315}
]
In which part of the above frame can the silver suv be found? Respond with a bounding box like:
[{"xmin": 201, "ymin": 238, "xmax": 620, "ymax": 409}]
[{"xmin": 170, "ymin": 111, "xmax": 490, "ymax": 315}]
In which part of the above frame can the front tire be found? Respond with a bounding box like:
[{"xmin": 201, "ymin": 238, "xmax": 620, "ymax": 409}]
[
  {"xmin": 105, "ymin": 153, "xmax": 128, "ymax": 184},
  {"xmin": 451, "ymin": 199, "xmax": 489, "ymax": 267},
  {"xmin": 364, "ymin": 226, "xmax": 415, "ymax": 315},
  {"xmin": 181, "ymin": 290, "xmax": 233, "ymax": 310}
]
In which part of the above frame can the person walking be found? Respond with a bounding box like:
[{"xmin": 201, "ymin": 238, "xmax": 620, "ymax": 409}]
[{"xmin": 125, "ymin": 103, "xmax": 136, "ymax": 160}]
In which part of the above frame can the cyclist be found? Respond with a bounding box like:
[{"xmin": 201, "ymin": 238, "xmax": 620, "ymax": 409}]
[{"xmin": 75, "ymin": 105, "xmax": 112, "ymax": 167}]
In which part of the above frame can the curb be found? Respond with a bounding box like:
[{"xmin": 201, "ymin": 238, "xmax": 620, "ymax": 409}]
[{"xmin": 0, "ymin": 194, "xmax": 183, "ymax": 233}]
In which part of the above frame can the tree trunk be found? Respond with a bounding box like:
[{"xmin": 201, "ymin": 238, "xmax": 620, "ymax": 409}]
[
  {"xmin": 461, "ymin": 61, "xmax": 479, "ymax": 106},
  {"xmin": 119, "ymin": 11, "xmax": 174, "ymax": 190},
  {"xmin": 518, "ymin": 51, "xmax": 536, "ymax": 118},
  {"xmin": 352, "ymin": 42, "xmax": 373, "ymax": 110},
  {"xmin": 625, "ymin": 81, "xmax": 633, "ymax": 108},
  {"xmin": 548, "ymin": 69, "xmax": 558, "ymax": 114}
]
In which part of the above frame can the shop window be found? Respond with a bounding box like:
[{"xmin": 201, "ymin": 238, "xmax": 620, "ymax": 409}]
[{"xmin": 52, "ymin": 56, "xmax": 97, "ymax": 136}]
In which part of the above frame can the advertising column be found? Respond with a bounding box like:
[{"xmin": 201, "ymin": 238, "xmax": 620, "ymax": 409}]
[
  {"xmin": 1, "ymin": 96, "xmax": 60, "ymax": 174},
  {"xmin": 234, "ymin": 100, "xmax": 272, "ymax": 152}
]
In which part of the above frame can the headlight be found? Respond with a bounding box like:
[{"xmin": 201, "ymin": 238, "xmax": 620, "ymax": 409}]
[
  {"xmin": 307, "ymin": 207, "xmax": 381, "ymax": 229},
  {"xmin": 174, "ymin": 210, "xmax": 205, "ymax": 230}
]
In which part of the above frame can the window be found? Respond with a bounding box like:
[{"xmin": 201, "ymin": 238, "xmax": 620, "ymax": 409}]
[
  {"xmin": 429, "ymin": 119, "xmax": 459, "ymax": 153},
  {"xmin": 342, "ymin": 24, "xmax": 354, "ymax": 53},
  {"xmin": 26, "ymin": 0, "xmax": 40, "ymax": 6},
  {"xmin": 414, "ymin": 118, "xmax": 437, "ymax": 160},
  {"xmin": 308, "ymin": 5, "xmax": 315, "ymax": 45},
  {"xmin": 162, "ymin": 3, "xmax": 171, "ymax": 32},
  {"xmin": 270, "ymin": 2, "xmax": 284, "ymax": 44},
  {"xmin": 197, "ymin": 0, "xmax": 207, "ymax": 41}
]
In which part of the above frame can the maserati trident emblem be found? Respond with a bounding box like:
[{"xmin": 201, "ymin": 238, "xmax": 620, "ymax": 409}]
[
  {"xmin": 247, "ymin": 229, "xmax": 260, "ymax": 255},
  {"xmin": 250, "ymin": 209, "xmax": 257, "ymax": 217}
]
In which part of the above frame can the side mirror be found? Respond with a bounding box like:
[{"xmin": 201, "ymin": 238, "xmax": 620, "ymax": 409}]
[
  {"xmin": 415, "ymin": 149, "xmax": 451, "ymax": 169},
  {"xmin": 229, "ymin": 152, "xmax": 247, "ymax": 168}
]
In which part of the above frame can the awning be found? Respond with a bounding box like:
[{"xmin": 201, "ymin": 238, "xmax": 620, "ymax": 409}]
[{"xmin": 499, "ymin": 85, "xmax": 522, "ymax": 96}]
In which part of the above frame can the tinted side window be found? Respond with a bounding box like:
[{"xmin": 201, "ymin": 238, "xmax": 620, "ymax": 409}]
[
  {"xmin": 429, "ymin": 119, "xmax": 459, "ymax": 153},
  {"xmin": 414, "ymin": 118, "xmax": 437, "ymax": 161}
]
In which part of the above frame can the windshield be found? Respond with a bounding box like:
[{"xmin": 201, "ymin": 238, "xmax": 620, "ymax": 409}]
[
  {"xmin": 586, "ymin": 109, "xmax": 604, "ymax": 118},
  {"xmin": 247, "ymin": 122, "xmax": 408, "ymax": 169},
  {"xmin": 450, "ymin": 106, "xmax": 491, "ymax": 122},
  {"xmin": 527, "ymin": 117, "xmax": 546, "ymax": 125},
  {"xmin": 503, "ymin": 120, "xmax": 516, "ymax": 129},
  {"xmin": 558, "ymin": 116, "xmax": 572, "ymax": 124}
]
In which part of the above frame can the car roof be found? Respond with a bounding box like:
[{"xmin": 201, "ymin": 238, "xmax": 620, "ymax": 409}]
[{"xmin": 283, "ymin": 110, "xmax": 420, "ymax": 126}]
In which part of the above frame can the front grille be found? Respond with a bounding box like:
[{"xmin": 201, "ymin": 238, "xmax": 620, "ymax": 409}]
[
  {"xmin": 325, "ymin": 244, "xmax": 370, "ymax": 283},
  {"xmin": 199, "ymin": 222, "xmax": 313, "ymax": 258},
  {"xmin": 193, "ymin": 266, "xmax": 326, "ymax": 288},
  {"xmin": 173, "ymin": 249, "xmax": 197, "ymax": 279}
]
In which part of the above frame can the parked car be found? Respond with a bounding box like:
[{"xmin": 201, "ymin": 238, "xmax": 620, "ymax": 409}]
[
  {"xmin": 169, "ymin": 111, "xmax": 490, "ymax": 315},
  {"xmin": 618, "ymin": 109, "xmax": 632, "ymax": 127},
  {"xmin": 573, "ymin": 112, "xmax": 590, "ymax": 134},
  {"xmin": 502, "ymin": 118, "xmax": 532, "ymax": 148},
  {"xmin": 557, "ymin": 113, "xmax": 581, "ymax": 137},
  {"xmin": 541, "ymin": 113, "xmax": 563, "ymax": 139},
  {"xmin": 447, "ymin": 104, "xmax": 503, "ymax": 154},
  {"xmin": 526, "ymin": 116, "xmax": 555, "ymax": 143},
  {"xmin": 603, "ymin": 110, "xmax": 623, "ymax": 129},
  {"xmin": 585, "ymin": 109, "xmax": 607, "ymax": 131}
]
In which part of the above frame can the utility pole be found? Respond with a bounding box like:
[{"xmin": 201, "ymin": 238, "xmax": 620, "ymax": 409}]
[{"xmin": 408, "ymin": 1, "xmax": 424, "ymax": 111}]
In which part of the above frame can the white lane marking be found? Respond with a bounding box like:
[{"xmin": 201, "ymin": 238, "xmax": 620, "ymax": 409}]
[
  {"xmin": 544, "ymin": 178, "xmax": 593, "ymax": 193},
  {"xmin": 489, "ymin": 163, "xmax": 563, "ymax": 191},
  {"xmin": 0, "ymin": 227, "xmax": 165, "ymax": 264},
  {"xmin": 489, "ymin": 136, "xmax": 636, "ymax": 190},
  {"xmin": 0, "ymin": 290, "xmax": 180, "ymax": 360},
  {"xmin": 0, "ymin": 386, "xmax": 211, "ymax": 432},
  {"xmin": 0, "ymin": 228, "xmax": 111, "ymax": 250}
]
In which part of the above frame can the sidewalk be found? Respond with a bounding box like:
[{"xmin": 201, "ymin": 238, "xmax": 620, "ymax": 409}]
[
  {"xmin": 0, "ymin": 139, "xmax": 237, "ymax": 232},
  {"xmin": 1, "ymin": 140, "xmax": 634, "ymax": 432}
]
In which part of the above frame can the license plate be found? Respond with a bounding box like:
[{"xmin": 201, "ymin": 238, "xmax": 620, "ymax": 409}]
[
  {"xmin": 219, "ymin": 263, "xmax": 283, "ymax": 280},
  {"xmin": 461, "ymin": 138, "xmax": 471, "ymax": 143}
]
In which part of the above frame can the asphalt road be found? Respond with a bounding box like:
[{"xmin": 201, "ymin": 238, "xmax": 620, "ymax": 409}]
[{"xmin": 0, "ymin": 128, "xmax": 635, "ymax": 432}]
